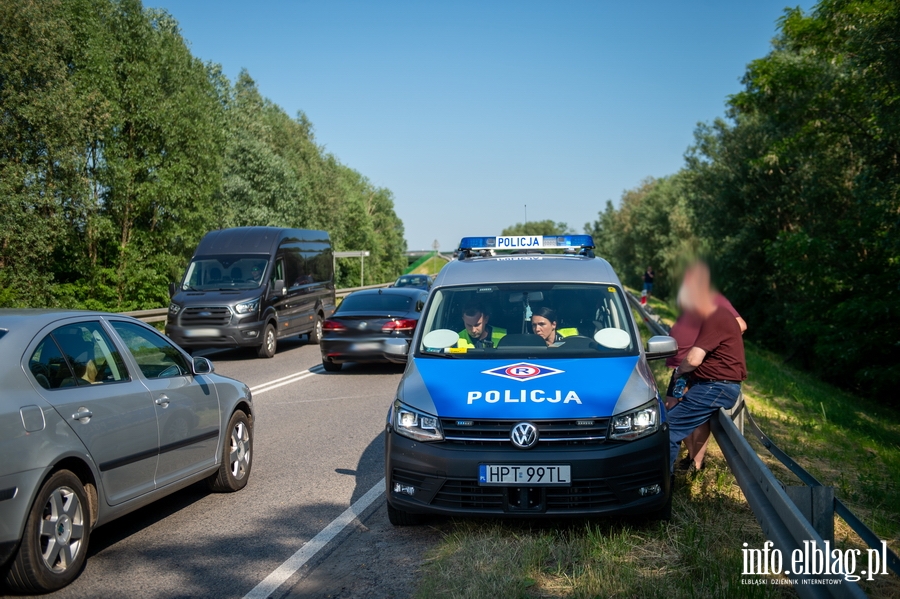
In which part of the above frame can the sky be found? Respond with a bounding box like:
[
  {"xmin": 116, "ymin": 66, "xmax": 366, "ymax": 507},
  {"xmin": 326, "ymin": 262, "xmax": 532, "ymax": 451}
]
[{"xmin": 149, "ymin": 0, "xmax": 816, "ymax": 251}]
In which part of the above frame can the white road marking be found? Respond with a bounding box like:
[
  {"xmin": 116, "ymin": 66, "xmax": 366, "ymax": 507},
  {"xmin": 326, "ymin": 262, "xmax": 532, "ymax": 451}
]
[
  {"xmin": 242, "ymin": 479, "xmax": 386, "ymax": 599},
  {"xmin": 250, "ymin": 366, "xmax": 324, "ymax": 396}
]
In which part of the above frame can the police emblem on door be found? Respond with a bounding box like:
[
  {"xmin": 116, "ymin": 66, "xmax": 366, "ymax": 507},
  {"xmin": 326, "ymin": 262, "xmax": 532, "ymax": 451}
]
[{"xmin": 510, "ymin": 422, "xmax": 538, "ymax": 449}]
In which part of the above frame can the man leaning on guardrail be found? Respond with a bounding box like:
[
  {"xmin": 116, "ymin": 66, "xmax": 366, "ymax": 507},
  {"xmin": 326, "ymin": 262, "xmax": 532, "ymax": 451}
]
[{"xmin": 667, "ymin": 262, "xmax": 747, "ymax": 474}]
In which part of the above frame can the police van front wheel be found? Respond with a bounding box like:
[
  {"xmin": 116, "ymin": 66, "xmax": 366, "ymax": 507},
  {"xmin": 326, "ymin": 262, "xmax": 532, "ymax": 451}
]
[{"xmin": 387, "ymin": 502, "xmax": 421, "ymax": 526}]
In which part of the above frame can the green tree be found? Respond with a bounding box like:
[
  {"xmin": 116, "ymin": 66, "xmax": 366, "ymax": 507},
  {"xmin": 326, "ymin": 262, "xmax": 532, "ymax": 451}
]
[{"xmin": 501, "ymin": 220, "xmax": 572, "ymax": 236}]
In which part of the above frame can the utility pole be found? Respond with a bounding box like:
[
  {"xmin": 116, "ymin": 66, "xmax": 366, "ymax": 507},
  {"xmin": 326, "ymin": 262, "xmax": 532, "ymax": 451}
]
[
  {"xmin": 431, "ymin": 239, "xmax": 440, "ymax": 274},
  {"xmin": 525, "ymin": 204, "xmax": 527, "ymax": 225}
]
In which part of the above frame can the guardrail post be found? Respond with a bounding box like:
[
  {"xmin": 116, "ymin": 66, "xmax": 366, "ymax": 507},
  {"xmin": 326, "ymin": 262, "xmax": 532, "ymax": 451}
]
[{"xmin": 785, "ymin": 486, "xmax": 836, "ymax": 544}]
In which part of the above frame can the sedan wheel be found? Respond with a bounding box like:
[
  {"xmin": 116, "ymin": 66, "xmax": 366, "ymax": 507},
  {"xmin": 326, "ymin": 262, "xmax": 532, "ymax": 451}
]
[
  {"xmin": 4, "ymin": 470, "xmax": 90, "ymax": 593},
  {"xmin": 208, "ymin": 410, "xmax": 253, "ymax": 492}
]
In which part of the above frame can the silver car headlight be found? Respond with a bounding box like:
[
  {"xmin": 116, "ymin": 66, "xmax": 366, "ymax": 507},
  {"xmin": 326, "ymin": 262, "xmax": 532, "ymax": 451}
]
[
  {"xmin": 393, "ymin": 400, "xmax": 443, "ymax": 442},
  {"xmin": 609, "ymin": 399, "xmax": 660, "ymax": 441},
  {"xmin": 234, "ymin": 298, "xmax": 260, "ymax": 314}
]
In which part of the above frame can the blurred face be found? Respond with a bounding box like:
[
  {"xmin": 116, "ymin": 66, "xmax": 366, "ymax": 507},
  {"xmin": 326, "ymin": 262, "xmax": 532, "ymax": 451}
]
[
  {"xmin": 531, "ymin": 315, "xmax": 557, "ymax": 345},
  {"xmin": 250, "ymin": 266, "xmax": 262, "ymax": 280},
  {"xmin": 463, "ymin": 312, "xmax": 489, "ymax": 340}
]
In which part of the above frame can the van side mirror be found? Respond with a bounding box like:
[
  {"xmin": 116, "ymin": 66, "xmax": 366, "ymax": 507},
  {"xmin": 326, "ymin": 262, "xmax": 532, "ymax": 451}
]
[
  {"xmin": 384, "ymin": 338, "xmax": 409, "ymax": 364},
  {"xmin": 168, "ymin": 282, "xmax": 177, "ymax": 297},
  {"xmin": 192, "ymin": 356, "xmax": 215, "ymax": 375},
  {"xmin": 645, "ymin": 335, "xmax": 678, "ymax": 361},
  {"xmin": 271, "ymin": 279, "xmax": 286, "ymax": 297}
]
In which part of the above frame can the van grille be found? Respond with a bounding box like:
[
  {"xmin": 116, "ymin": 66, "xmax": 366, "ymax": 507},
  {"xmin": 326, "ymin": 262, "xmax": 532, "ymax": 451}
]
[
  {"xmin": 180, "ymin": 306, "xmax": 232, "ymax": 326},
  {"xmin": 431, "ymin": 479, "xmax": 505, "ymax": 510},
  {"xmin": 440, "ymin": 418, "xmax": 610, "ymax": 446}
]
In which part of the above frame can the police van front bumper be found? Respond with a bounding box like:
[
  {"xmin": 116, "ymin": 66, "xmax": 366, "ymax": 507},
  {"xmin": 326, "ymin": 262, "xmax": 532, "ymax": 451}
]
[{"xmin": 385, "ymin": 424, "xmax": 670, "ymax": 517}]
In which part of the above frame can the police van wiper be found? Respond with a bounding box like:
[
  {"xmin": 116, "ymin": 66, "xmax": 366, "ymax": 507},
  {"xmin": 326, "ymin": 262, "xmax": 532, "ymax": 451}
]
[{"xmin": 421, "ymin": 349, "xmax": 461, "ymax": 358}]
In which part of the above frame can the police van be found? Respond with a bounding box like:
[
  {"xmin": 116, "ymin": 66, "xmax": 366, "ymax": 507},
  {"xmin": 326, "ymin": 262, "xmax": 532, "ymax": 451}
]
[{"xmin": 383, "ymin": 235, "xmax": 678, "ymax": 523}]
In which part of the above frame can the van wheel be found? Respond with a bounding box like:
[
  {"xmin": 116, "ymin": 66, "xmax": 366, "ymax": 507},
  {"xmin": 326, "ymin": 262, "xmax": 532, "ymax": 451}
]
[
  {"xmin": 309, "ymin": 314, "xmax": 323, "ymax": 345},
  {"xmin": 4, "ymin": 470, "xmax": 90, "ymax": 593},
  {"xmin": 387, "ymin": 502, "xmax": 421, "ymax": 526},
  {"xmin": 322, "ymin": 359, "xmax": 342, "ymax": 372},
  {"xmin": 257, "ymin": 324, "xmax": 276, "ymax": 358},
  {"xmin": 207, "ymin": 410, "xmax": 252, "ymax": 492}
]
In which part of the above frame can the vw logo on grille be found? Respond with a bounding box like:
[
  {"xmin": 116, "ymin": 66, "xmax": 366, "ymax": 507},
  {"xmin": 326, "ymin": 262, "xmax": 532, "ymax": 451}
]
[{"xmin": 510, "ymin": 422, "xmax": 539, "ymax": 449}]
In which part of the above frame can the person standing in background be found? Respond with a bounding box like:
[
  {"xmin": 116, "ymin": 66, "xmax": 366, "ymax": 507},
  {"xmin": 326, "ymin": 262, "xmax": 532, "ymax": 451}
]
[
  {"xmin": 665, "ymin": 262, "xmax": 747, "ymax": 471},
  {"xmin": 642, "ymin": 266, "xmax": 655, "ymax": 303}
]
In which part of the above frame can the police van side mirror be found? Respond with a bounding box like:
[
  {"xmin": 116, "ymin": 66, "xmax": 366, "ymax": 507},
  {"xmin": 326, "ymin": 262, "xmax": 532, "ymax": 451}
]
[
  {"xmin": 168, "ymin": 282, "xmax": 177, "ymax": 298},
  {"xmin": 384, "ymin": 338, "xmax": 409, "ymax": 364},
  {"xmin": 645, "ymin": 335, "xmax": 677, "ymax": 360}
]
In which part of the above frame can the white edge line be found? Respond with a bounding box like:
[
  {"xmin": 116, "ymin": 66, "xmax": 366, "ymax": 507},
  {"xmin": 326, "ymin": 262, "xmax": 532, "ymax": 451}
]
[
  {"xmin": 250, "ymin": 367, "xmax": 324, "ymax": 395},
  {"xmin": 249, "ymin": 366, "xmax": 321, "ymax": 391},
  {"xmin": 242, "ymin": 478, "xmax": 386, "ymax": 599}
]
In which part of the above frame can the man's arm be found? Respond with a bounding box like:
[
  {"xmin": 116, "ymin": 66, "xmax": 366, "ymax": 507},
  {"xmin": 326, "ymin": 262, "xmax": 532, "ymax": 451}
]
[
  {"xmin": 674, "ymin": 346, "xmax": 707, "ymax": 377},
  {"xmin": 736, "ymin": 317, "xmax": 747, "ymax": 334}
]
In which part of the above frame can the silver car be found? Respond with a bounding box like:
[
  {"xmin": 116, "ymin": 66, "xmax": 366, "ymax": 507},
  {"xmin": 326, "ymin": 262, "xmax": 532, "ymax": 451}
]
[{"xmin": 0, "ymin": 310, "xmax": 253, "ymax": 593}]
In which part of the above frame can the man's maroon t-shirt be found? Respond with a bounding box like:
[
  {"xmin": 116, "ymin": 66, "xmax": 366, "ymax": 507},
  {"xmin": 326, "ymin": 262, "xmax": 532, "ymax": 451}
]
[
  {"xmin": 692, "ymin": 306, "xmax": 747, "ymax": 382},
  {"xmin": 666, "ymin": 294, "xmax": 740, "ymax": 368}
]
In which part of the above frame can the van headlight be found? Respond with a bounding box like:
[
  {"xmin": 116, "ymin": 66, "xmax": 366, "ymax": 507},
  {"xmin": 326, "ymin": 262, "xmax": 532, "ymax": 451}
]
[
  {"xmin": 235, "ymin": 298, "xmax": 260, "ymax": 314},
  {"xmin": 609, "ymin": 399, "xmax": 659, "ymax": 441},
  {"xmin": 169, "ymin": 303, "xmax": 181, "ymax": 315},
  {"xmin": 393, "ymin": 400, "xmax": 443, "ymax": 442}
]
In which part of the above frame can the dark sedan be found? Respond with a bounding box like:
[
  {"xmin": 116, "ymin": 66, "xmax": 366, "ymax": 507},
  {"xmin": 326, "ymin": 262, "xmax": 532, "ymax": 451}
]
[
  {"xmin": 320, "ymin": 288, "xmax": 427, "ymax": 371},
  {"xmin": 392, "ymin": 274, "xmax": 433, "ymax": 290}
]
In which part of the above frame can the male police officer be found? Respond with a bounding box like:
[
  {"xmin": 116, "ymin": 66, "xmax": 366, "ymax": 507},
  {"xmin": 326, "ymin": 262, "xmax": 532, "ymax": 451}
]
[{"xmin": 458, "ymin": 303, "xmax": 506, "ymax": 348}]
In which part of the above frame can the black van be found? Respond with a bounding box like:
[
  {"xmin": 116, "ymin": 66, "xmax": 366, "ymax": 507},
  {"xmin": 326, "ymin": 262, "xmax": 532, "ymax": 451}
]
[{"xmin": 166, "ymin": 227, "xmax": 336, "ymax": 358}]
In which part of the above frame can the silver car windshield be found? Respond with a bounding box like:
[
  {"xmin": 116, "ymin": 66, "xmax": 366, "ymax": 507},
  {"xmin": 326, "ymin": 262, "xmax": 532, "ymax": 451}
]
[
  {"xmin": 417, "ymin": 283, "xmax": 637, "ymax": 359},
  {"xmin": 183, "ymin": 256, "xmax": 268, "ymax": 291}
]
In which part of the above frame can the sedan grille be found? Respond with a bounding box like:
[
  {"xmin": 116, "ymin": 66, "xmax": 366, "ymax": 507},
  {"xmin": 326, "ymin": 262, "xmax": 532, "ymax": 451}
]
[{"xmin": 440, "ymin": 418, "xmax": 610, "ymax": 446}]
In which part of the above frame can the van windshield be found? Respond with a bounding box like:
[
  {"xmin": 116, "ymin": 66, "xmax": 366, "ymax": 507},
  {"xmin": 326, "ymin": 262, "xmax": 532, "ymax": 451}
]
[
  {"xmin": 183, "ymin": 256, "xmax": 269, "ymax": 291},
  {"xmin": 417, "ymin": 283, "xmax": 637, "ymax": 359}
]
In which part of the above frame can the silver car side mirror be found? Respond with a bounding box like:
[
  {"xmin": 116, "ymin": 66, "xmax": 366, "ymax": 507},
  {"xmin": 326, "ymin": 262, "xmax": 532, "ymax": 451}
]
[{"xmin": 192, "ymin": 356, "xmax": 215, "ymax": 375}]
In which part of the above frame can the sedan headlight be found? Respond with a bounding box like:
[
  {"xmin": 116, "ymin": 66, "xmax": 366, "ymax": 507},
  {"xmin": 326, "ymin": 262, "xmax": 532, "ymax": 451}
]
[
  {"xmin": 234, "ymin": 298, "xmax": 260, "ymax": 314},
  {"xmin": 393, "ymin": 400, "xmax": 443, "ymax": 442},
  {"xmin": 169, "ymin": 302, "xmax": 181, "ymax": 315},
  {"xmin": 609, "ymin": 399, "xmax": 660, "ymax": 441}
]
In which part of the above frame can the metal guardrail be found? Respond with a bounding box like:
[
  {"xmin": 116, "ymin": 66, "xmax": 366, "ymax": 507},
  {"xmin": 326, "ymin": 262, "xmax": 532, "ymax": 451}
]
[
  {"xmin": 627, "ymin": 293, "xmax": 894, "ymax": 596},
  {"xmin": 121, "ymin": 283, "xmax": 393, "ymax": 324}
]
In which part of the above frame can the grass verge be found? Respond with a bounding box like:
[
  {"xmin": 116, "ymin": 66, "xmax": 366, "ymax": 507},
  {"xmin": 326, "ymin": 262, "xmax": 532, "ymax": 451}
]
[{"xmin": 414, "ymin": 294, "xmax": 900, "ymax": 598}]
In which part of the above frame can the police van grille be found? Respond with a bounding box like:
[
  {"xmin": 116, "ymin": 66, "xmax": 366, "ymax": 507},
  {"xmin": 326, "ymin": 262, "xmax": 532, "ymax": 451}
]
[
  {"xmin": 440, "ymin": 418, "xmax": 610, "ymax": 446},
  {"xmin": 547, "ymin": 470, "xmax": 662, "ymax": 510},
  {"xmin": 431, "ymin": 479, "xmax": 505, "ymax": 510},
  {"xmin": 180, "ymin": 306, "xmax": 232, "ymax": 326}
]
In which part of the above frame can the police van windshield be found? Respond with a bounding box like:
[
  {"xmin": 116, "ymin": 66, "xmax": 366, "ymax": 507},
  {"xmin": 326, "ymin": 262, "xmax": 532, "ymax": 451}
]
[
  {"xmin": 417, "ymin": 283, "xmax": 637, "ymax": 359},
  {"xmin": 182, "ymin": 256, "xmax": 269, "ymax": 291}
]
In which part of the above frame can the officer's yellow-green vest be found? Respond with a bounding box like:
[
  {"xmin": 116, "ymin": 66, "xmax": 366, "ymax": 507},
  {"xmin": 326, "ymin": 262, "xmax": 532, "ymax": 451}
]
[
  {"xmin": 457, "ymin": 327, "xmax": 507, "ymax": 348},
  {"xmin": 558, "ymin": 327, "xmax": 579, "ymax": 337}
]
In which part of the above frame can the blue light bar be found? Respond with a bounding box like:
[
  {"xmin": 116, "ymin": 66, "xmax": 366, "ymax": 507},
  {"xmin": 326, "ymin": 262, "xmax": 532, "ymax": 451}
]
[{"xmin": 458, "ymin": 235, "xmax": 595, "ymax": 251}]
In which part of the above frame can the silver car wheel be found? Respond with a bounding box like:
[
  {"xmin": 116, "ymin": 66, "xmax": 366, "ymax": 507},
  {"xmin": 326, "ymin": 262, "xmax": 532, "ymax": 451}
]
[
  {"xmin": 39, "ymin": 486, "xmax": 85, "ymax": 573},
  {"xmin": 229, "ymin": 421, "xmax": 251, "ymax": 480}
]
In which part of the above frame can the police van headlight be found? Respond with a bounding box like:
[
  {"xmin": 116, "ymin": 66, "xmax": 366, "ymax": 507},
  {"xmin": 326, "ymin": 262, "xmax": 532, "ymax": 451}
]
[
  {"xmin": 234, "ymin": 298, "xmax": 260, "ymax": 314},
  {"xmin": 609, "ymin": 399, "xmax": 659, "ymax": 441},
  {"xmin": 169, "ymin": 302, "xmax": 181, "ymax": 315},
  {"xmin": 394, "ymin": 400, "xmax": 443, "ymax": 442}
]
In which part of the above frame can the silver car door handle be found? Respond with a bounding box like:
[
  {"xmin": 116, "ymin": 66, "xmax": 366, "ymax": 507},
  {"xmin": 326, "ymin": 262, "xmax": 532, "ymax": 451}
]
[
  {"xmin": 155, "ymin": 395, "xmax": 170, "ymax": 407},
  {"xmin": 71, "ymin": 409, "xmax": 92, "ymax": 420}
]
